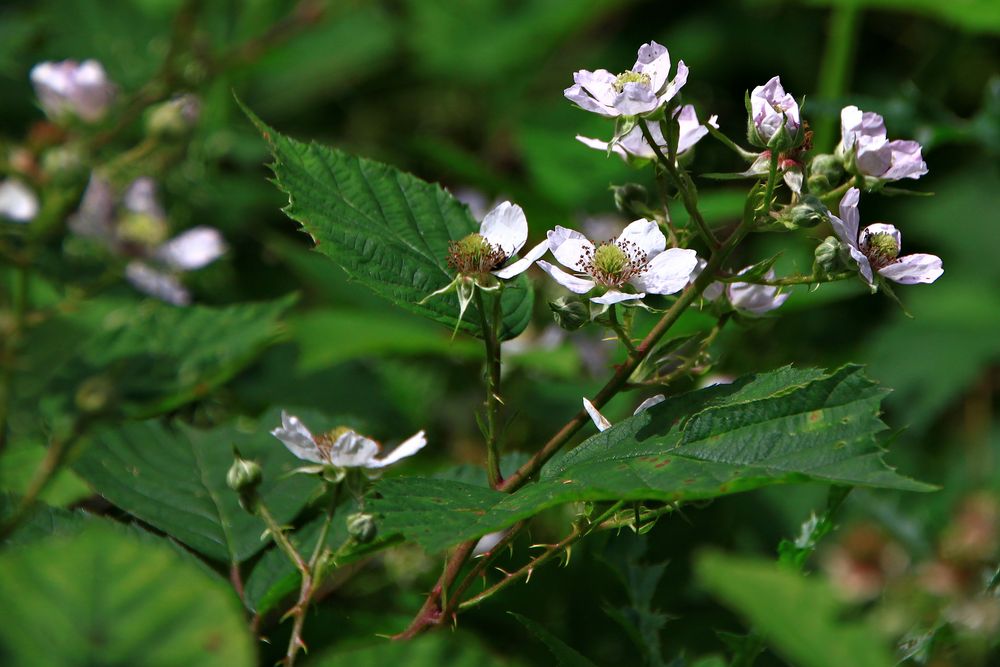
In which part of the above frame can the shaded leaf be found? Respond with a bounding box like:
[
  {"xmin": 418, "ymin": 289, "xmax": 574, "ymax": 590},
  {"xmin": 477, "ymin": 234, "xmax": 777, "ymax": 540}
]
[{"xmin": 510, "ymin": 612, "xmax": 601, "ymax": 667}]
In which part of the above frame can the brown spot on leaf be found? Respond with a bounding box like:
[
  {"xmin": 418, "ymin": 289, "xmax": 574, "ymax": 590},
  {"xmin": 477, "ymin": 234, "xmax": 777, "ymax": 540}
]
[{"xmin": 654, "ymin": 459, "xmax": 672, "ymax": 468}]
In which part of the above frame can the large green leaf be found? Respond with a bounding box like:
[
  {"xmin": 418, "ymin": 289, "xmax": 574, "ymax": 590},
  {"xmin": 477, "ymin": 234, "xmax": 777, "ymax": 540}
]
[
  {"xmin": 11, "ymin": 296, "xmax": 292, "ymax": 432},
  {"xmin": 0, "ymin": 525, "xmax": 255, "ymax": 667},
  {"xmin": 373, "ymin": 366, "xmax": 932, "ymax": 552},
  {"xmin": 696, "ymin": 551, "xmax": 894, "ymax": 667},
  {"xmin": 73, "ymin": 410, "xmax": 319, "ymax": 563},
  {"xmin": 242, "ymin": 103, "xmax": 534, "ymax": 341}
]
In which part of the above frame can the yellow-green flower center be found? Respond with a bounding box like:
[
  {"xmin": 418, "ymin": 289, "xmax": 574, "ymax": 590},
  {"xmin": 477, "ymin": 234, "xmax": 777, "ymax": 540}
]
[
  {"xmin": 579, "ymin": 238, "xmax": 650, "ymax": 287},
  {"xmin": 117, "ymin": 212, "xmax": 168, "ymax": 248},
  {"xmin": 863, "ymin": 231, "xmax": 900, "ymax": 269},
  {"xmin": 614, "ymin": 70, "xmax": 651, "ymax": 93},
  {"xmin": 593, "ymin": 243, "xmax": 628, "ymax": 277},
  {"xmin": 447, "ymin": 233, "xmax": 506, "ymax": 275}
]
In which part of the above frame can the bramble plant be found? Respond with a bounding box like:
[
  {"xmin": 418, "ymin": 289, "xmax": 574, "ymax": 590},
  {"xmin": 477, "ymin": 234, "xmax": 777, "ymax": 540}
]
[{"xmin": 2, "ymin": 3, "xmax": 998, "ymax": 666}]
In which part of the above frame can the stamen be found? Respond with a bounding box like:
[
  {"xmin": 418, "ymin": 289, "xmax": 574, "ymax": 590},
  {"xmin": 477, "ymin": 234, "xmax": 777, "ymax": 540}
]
[
  {"xmin": 860, "ymin": 230, "xmax": 900, "ymax": 270},
  {"xmin": 578, "ymin": 238, "xmax": 650, "ymax": 287},
  {"xmin": 613, "ymin": 70, "xmax": 652, "ymax": 93},
  {"xmin": 447, "ymin": 233, "xmax": 507, "ymax": 275}
]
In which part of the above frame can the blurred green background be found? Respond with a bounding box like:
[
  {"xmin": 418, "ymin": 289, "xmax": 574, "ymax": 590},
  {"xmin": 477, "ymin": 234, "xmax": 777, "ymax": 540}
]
[{"xmin": 1, "ymin": 0, "xmax": 998, "ymax": 664}]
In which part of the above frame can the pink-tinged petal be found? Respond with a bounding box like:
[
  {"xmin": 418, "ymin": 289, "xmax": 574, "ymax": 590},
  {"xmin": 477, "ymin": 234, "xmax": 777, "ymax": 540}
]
[
  {"xmin": 877, "ymin": 253, "xmax": 943, "ymax": 285},
  {"xmin": 124, "ymin": 177, "xmax": 165, "ymax": 218},
  {"xmin": 591, "ymin": 289, "xmax": 645, "ymax": 305},
  {"xmin": 576, "ymin": 134, "xmax": 633, "ymax": 161},
  {"xmin": 860, "ymin": 223, "xmax": 902, "ymax": 253},
  {"xmin": 493, "ymin": 239, "xmax": 549, "ymax": 279},
  {"xmin": 633, "ymin": 41, "xmax": 671, "ymax": 92},
  {"xmin": 157, "ymin": 226, "xmax": 227, "ymax": 271},
  {"xmin": 836, "ymin": 188, "xmax": 862, "ymax": 246},
  {"xmin": 615, "ymin": 124, "xmax": 658, "ymax": 159},
  {"xmin": 370, "ymin": 431, "xmax": 427, "ymax": 467},
  {"xmin": 782, "ymin": 167, "xmax": 803, "ymax": 194},
  {"xmin": 703, "ymin": 281, "xmax": 725, "ymax": 301},
  {"xmin": 658, "ymin": 60, "xmax": 689, "ymax": 105},
  {"xmin": 271, "ymin": 411, "xmax": 324, "ymax": 464},
  {"xmin": 882, "ymin": 140, "xmax": 928, "ymax": 181},
  {"xmin": 583, "ymin": 398, "xmax": 612, "ymax": 432},
  {"xmin": 851, "ymin": 246, "xmax": 875, "ymax": 285},
  {"xmin": 125, "ymin": 262, "xmax": 190, "ymax": 306},
  {"xmin": 480, "ymin": 201, "xmax": 528, "ymax": 257},
  {"xmin": 750, "ymin": 76, "xmax": 800, "ymax": 138},
  {"xmin": 675, "ymin": 105, "xmax": 713, "ymax": 154},
  {"xmin": 840, "ymin": 105, "xmax": 886, "ymax": 151},
  {"xmin": 617, "ymin": 219, "xmax": 666, "ymax": 258},
  {"xmin": 537, "ymin": 260, "xmax": 596, "ymax": 294},
  {"xmin": 632, "ymin": 247, "xmax": 698, "ymax": 295},
  {"xmin": 564, "ymin": 84, "xmax": 617, "ymax": 117},
  {"xmin": 727, "ymin": 274, "xmax": 789, "ymax": 316},
  {"xmin": 855, "ymin": 140, "xmax": 892, "ymax": 178},
  {"xmin": 612, "ymin": 82, "xmax": 659, "ymax": 117},
  {"xmin": 634, "ymin": 394, "xmax": 665, "ymax": 415},
  {"xmin": 548, "ymin": 226, "xmax": 594, "ymax": 270}
]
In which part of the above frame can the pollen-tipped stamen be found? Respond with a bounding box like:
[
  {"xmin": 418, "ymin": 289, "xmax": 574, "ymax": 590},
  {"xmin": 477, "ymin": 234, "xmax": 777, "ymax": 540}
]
[
  {"xmin": 447, "ymin": 233, "xmax": 507, "ymax": 275},
  {"xmin": 861, "ymin": 231, "xmax": 900, "ymax": 270},
  {"xmin": 613, "ymin": 70, "xmax": 652, "ymax": 94}
]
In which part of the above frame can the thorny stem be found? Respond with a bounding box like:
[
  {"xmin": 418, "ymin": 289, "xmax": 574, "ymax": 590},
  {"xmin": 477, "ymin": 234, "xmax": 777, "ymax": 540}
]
[
  {"xmin": 457, "ymin": 501, "xmax": 626, "ymax": 611},
  {"xmin": 715, "ymin": 271, "xmax": 854, "ymax": 286},
  {"xmin": 395, "ymin": 204, "xmax": 754, "ymax": 640},
  {"xmin": 0, "ymin": 418, "xmax": 89, "ymax": 541},
  {"xmin": 257, "ymin": 502, "xmax": 308, "ymax": 575},
  {"xmin": 475, "ymin": 288, "xmax": 504, "ymax": 488},
  {"xmin": 631, "ymin": 314, "xmax": 730, "ymax": 388},
  {"xmin": 639, "ymin": 119, "xmax": 721, "ymax": 250}
]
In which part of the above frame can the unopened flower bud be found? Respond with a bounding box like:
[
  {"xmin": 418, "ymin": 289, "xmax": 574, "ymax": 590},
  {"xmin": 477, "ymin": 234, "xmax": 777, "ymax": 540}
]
[
  {"xmin": 30, "ymin": 60, "xmax": 117, "ymax": 124},
  {"xmin": 807, "ymin": 154, "xmax": 844, "ymax": 194},
  {"xmin": 146, "ymin": 95, "xmax": 201, "ymax": 139},
  {"xmin": 814, "ymin": 236, "xmax": 850, "ymax": 277},
  {"xmin": 747, "ymin": 76, "xmax": 802, "ymax": 149},
  {"xmin": 227, "ymin": 450, "xmax": 263, "ymax": 512},
  {"xmin": 549, "ymin": 295, "xmax": 590, "ymax": 331},
  {"xmin": 346, "ymin": 512, "xmax": 377, "ymax": 544},
  {"xmin": 777, "ymin": 195, "xmax": 826, "ymax": 230},
  {"xmin": 612, "ymin": 183, "xmax": 651, "ymax": 220},
  {"xmin": 75, "ymin": 375, "xmax": 115, "ymax": 413}
]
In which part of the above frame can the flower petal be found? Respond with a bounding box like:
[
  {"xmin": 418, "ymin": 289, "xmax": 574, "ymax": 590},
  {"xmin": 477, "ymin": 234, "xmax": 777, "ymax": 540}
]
[
  {"xmin": 830, "ymin": 187, "xmax": 861, "ymax": 248},
  {"xmin": 632, "ymin": 41, "xmax": 671, "ymax": 92},
  {"xmin": 371, "ymin": 431, "xmax": 427, "ymax": 467},
  {"xmin": 573, "ymin": 69, "xmax": 618, "ymax": 106},
  {"xmin": 0, "ymin": 179, "xmax": 39, "ymax": 222},
  {"xmin": 675, "ymin": 105, "xmax": 713, "ymax": 155},
  {"xmin": 536, "ymin": 260, "xmax": 596, "ymax": 294},
  {"xmin": 583, "ymin": 398, "xmax": 612, "ymax": 432},
  {"xmin": 634, "ymin": 394, "xmax": 665, "ymax": 415},
  {"xmin": 156, "ymin": 226, "xmax": 227, "ymax": 271},
  {"xmin": 882, "ymin": 140, "xmax": 928, "ymax": 181},
  {"xmin": 591, "ymin": 289, "xmax": 645, "ymax": 305},
  {"xmin": 727, "ymin": 270, "xmax": 789, "ymax": 316},
  {"xmin": 493, "ymin": 239, "xmax": 549, "ymax": 279},
  {"xmin": 480, "ymin": 201, "xmax": 528, "ymax": 257},
  {"xmin": 631, "ymin": 247, "xmax": 698, "ymax": 295},
  {"xmin": 329, "ymin": 430, "xmax": 381, "ymax": 468},
  {"xmin": 616, "ymin": 219, "xmax": 666, "ymax": 259},
  {"xmin": 877, "ymin": 253, "xmax": 943, "ymax": 285},
  {"xmin": 548, "ymin": 226, "xmax": 594, "ymax": 270},
  {"xmin": 577, "ymin": 133, "xmax": 635, "ymax": 161},
  {"xmin": 658, "ymin": 60, "xmax": 689, "ymax": 105},
  {"xmin": 271, "ymin": 411, "xmax": 324, "ymax": 464},
  {"xmin": 860, "ymin": 222, "xmax": 901, "ymax": 254},
  {"xmin": 612, "ymin": 83, "xmax": 659, "ymax": 117},
  {"xmin": 124, "ymin": 261, "xmax": 191, "ymax": 306}
]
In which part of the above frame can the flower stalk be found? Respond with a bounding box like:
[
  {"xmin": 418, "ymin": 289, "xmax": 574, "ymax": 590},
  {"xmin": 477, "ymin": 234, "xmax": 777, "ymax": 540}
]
[{"xmin": 475, "ymin": 288, "xmax": 505, "ymax": 488}]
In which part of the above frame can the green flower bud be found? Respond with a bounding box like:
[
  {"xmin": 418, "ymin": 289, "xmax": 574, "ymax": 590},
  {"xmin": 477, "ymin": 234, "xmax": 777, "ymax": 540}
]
[
  {"xmin": 612, "ymin": 183, "xmax": 651, "ymax": 220},
  {"xmin": 549, "ymin": 295, "xmax": 590, "ymax": 331},
  {"xmin": 75, "ymin": 375, "xmax": 115, "ymax": 414},
  {"xmin": 346, "ymin": 512, "xmax": 378, "ymax": 544},
  {"xmin": 146, "ymin": 95, "xmax": 201, "ymax": 139},
  {"xmin": 776, "ymin": 195, "xmax": 827, "ymax": 230},
  {"xmin": 814, "ymin": 236, "xmax": 850, "ymax": 277},
  {"xmin": 807, "ymin": 153, "xmax": 844, "ymax": 194},
  {"xmin": 226, "ymin": 454, "xmax": 263, "ymax": 493}
]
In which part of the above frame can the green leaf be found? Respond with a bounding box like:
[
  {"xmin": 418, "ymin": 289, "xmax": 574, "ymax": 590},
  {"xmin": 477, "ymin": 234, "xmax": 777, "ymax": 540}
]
[
  {"xmin": 695, "ymin": 551, "xmax": 894, "ymax": 667},
  {"xmin": 73, "ymin": 410, "xmax": 319, "ymax": 563},
  {"xmin": 0, "ymin": 493, "xmax": 87, "ymax": 547},
  {"xmin": 240, "ymin": 102, "xmax": 533, "ymax": 341},
  {"xmin": 311, "ymin": 631, "xmax": 523, "ymax": 666},
  {"xmin": 0, "ymin": 438, "xmax": 91, "ymax": 507},
  {"xmin": 0, "ymin": 525, "xmax": 255, "ymax": 667},
  {"xmin": 374, "ymin": 366, "xmax": 932, "ymax": 552},
  {"xmin": 510, "ymin": 612, "xmax": 600, "ymax": 667}
]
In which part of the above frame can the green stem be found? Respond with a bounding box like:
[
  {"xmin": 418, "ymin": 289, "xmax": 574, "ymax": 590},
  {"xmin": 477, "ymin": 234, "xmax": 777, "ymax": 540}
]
[
  {"xmin": 0, "ymin": 266, "xmax": 29, "ymax": 451},
  {"xmin": 257, "ymin": 502, "xmax": 308, "ymax": 575},
  {"xmin": 608, "ymin": 304, "xmax": 638, "ymax": 357},
  {"xmin": 819, "ymin": 179, "xmax": 857, "ymax": 206},
  {"xmin": 475, "ymin": 288, "xmax": 504, "ymax": 488},
  {"xmin": 760, "ymin": 149, "xmax": 781, "ymax": 222},
  {"xmin": 707, "ymin": 124, "xmax": 757, "ymax": 161},
  {"xmin": 638, "ymin": 119, "xmax": 720, "ymax": 250},
  {"xmin": 815, "ymin": 5, "xmax": 861, "ymax": 153},
  {"xmin": 715, "ymin": 271, "xmax": 854, "ymax": 286}
]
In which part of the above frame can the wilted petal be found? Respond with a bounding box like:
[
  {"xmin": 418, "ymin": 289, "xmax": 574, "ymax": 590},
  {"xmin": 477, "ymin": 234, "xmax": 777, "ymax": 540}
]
[
  {"xmin": 878, "ymin": 253, "xmax": 943, "ymax": 284},
  {"xmin": 617, "ymin": 219, "xmax": 666, "ymax": 259},
  {"xmin": 480, "ymin": 201, "xmax": 528, "ymax": 257},
  {"xmin": 271, "ymin": 411, "xmax": 324, "ymax": 464},
  {"xmin": 634, "ymin": 394, "xmax": 665, "ymax": 414},
  {"xmin": 157, "ymin": 226, "xmax": 227, "ymax": 271},
  {"xmin": 727, "ymin": 269, "xmax": 789, "ymax": 316},
  {"xmin": 782, "ymin": 167, "xmax": 803, "ymax": 194},
  {"xmin": 125, "ymin": 261, "xmax": 190, "ymax": 306},
  {"xmin": 881, "ymin": 140, "xmax": 928, "ymax": 181},
  {"xmin": 632, "ymin": 247, "xmax": 698, "ymax": 295},
  {"xmin": 370, "ymin": 431, "xmax": 427, "ymax": 467},
  {"xmin": 493, "ymin": 239, "xmax": 548, "ymax": 279},
  {"xmin": 591, "ymin": 289, "xmax": 644, "ymax": 305},
  {"xmin": 583, "ymin": 398, "xmax": 612, "ymax": 432},
  {"xmin": 0, "ymin": 179, "xmax": 39, "ymax": 222},
  {"xmin": 537, "ymin": 260, "xmax": 596, "ymax": 294}
]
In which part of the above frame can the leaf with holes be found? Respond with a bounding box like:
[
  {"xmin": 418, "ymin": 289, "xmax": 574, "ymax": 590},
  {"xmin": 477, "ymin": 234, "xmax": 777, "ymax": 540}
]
[
  {"xmin": 241, "ymin": 101, "xmax": 534, "ymax": 341},
  {"xmin": 373, "ymin": 365, "xmax": 933, "ymax": 552}
]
